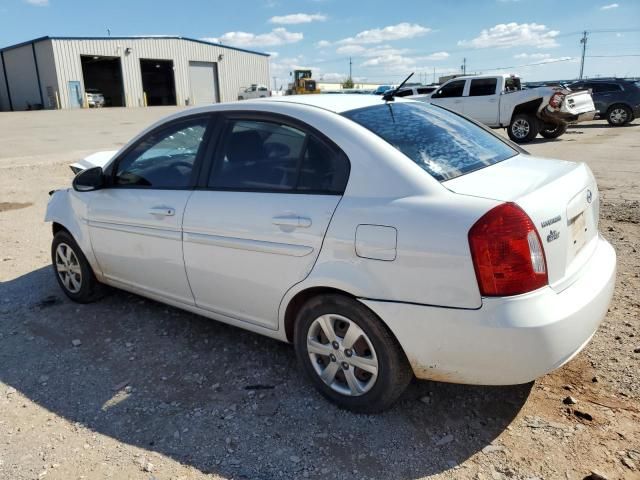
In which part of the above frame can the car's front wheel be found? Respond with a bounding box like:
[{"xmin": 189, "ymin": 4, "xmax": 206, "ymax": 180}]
[
  {"xmin": 508, "ymin": 113, "xmax": 540, "ymax": 143},
  {"xmin": 294, "ymin": 294, "xmax": 412, "ymax": 413},
  {"xmin": 52, "ymin": 230, "xmax": 104, "ymax": 303},
  {"xmin": 606, "ymin": 104, "xmax": 632, "ymax": 126}
]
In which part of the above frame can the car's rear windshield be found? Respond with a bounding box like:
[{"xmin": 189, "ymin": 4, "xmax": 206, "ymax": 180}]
[{"xmin": 343, "ymin": 102, "xmax": 517, "ymax": 181}]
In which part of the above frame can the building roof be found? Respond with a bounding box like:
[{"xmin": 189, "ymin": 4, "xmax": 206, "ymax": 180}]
[{"xmin": 0, "ymin": 35, "xmax": 270, "ymax": 56}]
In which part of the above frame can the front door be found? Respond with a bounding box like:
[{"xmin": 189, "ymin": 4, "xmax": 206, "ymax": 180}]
[
  {"xmin": 182, "ymin": 115, "xmax": 350, "ymax": 329},
  {"xmin": 429, "ymin": 79, "xmax": 466, "ymax": 114},
  {"xmin": 68, "ymin": 81, "xmax": 82, "ymax": 109},
  {"xmin": 87, "ymin": 115, "xmax": 212, "ymax": 304}
]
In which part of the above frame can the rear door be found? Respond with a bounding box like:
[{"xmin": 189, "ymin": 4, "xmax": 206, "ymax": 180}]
[
  {"xmin": 429, "ymin": 79, "xmax": 466, "ymax": 113},
  {"xmin": 590, "ymin": 83, "xmax": 622, "ymax": 114},
  {"xmin": 461, "ymin": 77, "xmax": 500, "ymax": 126},
  {"xmin": 182, "ymin": 113, "xmax": 350, "ymax": 329}
]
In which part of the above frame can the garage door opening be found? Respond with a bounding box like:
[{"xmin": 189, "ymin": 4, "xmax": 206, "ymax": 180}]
[
  {"xmin": 80, "ymin": 55, "xmax": 124, "ymax": 107},
  {"xmin": 140, "ymin": 59, "xmax": 176, "ymax": 106}
]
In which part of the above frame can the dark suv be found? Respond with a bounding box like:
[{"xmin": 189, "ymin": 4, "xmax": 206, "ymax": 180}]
[{"xmin": 568, "ymin": 78, "xmax": 640, "ymax": 126}]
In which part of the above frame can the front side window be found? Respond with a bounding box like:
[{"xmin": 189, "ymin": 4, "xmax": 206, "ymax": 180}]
[
  {"xmin": 432, "ymin": 80, "xmax": 465, "ymax": 98},
  {"xmin": 209, "ymin": 119, "xmax": 349, "ymax": 193},
  {"xmin": 115, "ymin": 118, "xmax": 208, "ymax": 188},
  {"xmin": 469, "ymin": 78, "xmax": 498, "ymax": 96},
  {"xmin": 343, "ymin": 103, "xmax": 517, "ymax": 181}
]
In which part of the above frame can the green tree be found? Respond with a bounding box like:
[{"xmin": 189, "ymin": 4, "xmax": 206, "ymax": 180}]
[{"xmin": 342, "ymin": 77, "xmax": 354, "ymax": 89}]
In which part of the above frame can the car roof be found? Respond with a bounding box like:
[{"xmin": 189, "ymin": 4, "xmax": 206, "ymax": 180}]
[{"xmin": 258, "ymin": 93, "xmax": 410, "ymax": 113}]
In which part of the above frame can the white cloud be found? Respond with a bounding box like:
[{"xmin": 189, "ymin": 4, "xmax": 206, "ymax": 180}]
[
  {"xmin": 25, "ymin": 0, "xmax": 49, "ymax": 5},
  {"xmin": 269, "ymin": 13, "xmax": 327, "ymax": 24},
  {"xmin": 338, "ymin": 22, "xmax": 431, "ymax": 45},
  {"xmin": 514, "ymin": 52, "xmax": 551, "ymax": 59},
  {"xmin": 600, "ymin": 3, "xmax": 619, "ymax": 9},
  {"xmin": 266, "ymin": 51, "xmax": 279, "ymax": 58},
  {"xmin": 336, "ymin": 45, "xmax": 366, "ymax": 55},
  {"xmin": 204, "ymin": 28, "xmax": 303, "ymax": 48},
  {"xmin": 458, "ymin": 22, "xmax": 559, "ymax": 49},
  {"xmin": 315, "ymin": 40, "xmax": 331, "ymax": 48},
  {"xmin": 424, "ymin": 51, "xmax": 450, "ymax": 60}
]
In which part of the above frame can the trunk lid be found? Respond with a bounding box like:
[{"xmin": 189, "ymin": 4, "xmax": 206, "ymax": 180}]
[{"xmin": 444, "ymin": 154, "xmax": 599, "ymax": 292}]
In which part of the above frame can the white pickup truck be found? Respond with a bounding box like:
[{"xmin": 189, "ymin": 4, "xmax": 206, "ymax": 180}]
[{"xmin": 423, "ymin": 74, "xmax": 596, "ymax": 143}]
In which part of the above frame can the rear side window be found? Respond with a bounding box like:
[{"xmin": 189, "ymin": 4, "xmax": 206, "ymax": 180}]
[
  {"xmin": 432, "ymin": 80, "xmax": 465, "ymax": 98},
  {"xmin": 395, "ymin": 89, "xmax": 415, "ymax": 97},
  {"xmin": 343, "ymin": 103, "xmax": 517, "ymax": 181},
  {"xmin": 208, "ymin": 119, "xmax": 349, "ymax": 193},
  {"xmin": 592, "ymin": 83, "xmax": 621, "ymax": 93},
  {"xmin": 469, "ymin": 78, "xmax": 497, "ymax": 96}
]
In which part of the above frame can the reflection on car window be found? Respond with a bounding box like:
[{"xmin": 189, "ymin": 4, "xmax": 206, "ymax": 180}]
[
  {"xmin": 433, "ymin": 80, "xmax": 465, "ymax": 98},
  {"xmin": 115, "ymin": 119, "xmax": 208, "ymax": 188},
  {"xmin": 343, "ymin": 103, "xmax": 517, "ymax": 181},
  {"xmin": 209, "ymin": 119, "xmax": 350, "ymax": 193},
  {"xmin": 210, "ymin": 120, "xmax": 306, "ymax": 191}
]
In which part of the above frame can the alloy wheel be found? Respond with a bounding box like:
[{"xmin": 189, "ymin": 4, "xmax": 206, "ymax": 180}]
[
  {"xmin": 609, "ymin": 108, "xmax": 628, "ymax": 125},
  {"xmin": 55, "ymin": 243, "xmax": 82, "ymax": 293},
  {"xmin": 512, "ymin": 119, "xmax": 530, "ymax": 139},
  {"xmin": 307, "ymin": 314, "xmax": 379, "ymax": 396}
]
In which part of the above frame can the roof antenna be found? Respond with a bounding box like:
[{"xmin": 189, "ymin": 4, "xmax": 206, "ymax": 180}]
[{"xmin": 382, "ymin": 72, "xmax": 414, "ymax": 101}]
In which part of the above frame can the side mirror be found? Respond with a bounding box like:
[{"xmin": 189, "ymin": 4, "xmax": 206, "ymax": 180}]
[{"xmin": 72, "ymin": 166, "xmax": 105, "ymax": 192}]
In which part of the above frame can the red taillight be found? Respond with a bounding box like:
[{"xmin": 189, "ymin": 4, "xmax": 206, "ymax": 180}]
[
  {"xmin": 548, "ymin": 91, "xmax": 565, "ymax": 109},
  {"xmin": 468, "ymin": 203, "xmax": 548, "ymax": 296}
]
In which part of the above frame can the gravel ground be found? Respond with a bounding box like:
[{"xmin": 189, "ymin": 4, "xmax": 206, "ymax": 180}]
[{"xmin": 0, "ymin": 108, "xmax": 639, "ymax": 480}]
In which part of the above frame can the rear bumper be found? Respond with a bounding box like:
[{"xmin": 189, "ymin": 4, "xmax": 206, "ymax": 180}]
[{"xmin": 361, "ymin": 235, "xmax": 616, "ymax": 385}]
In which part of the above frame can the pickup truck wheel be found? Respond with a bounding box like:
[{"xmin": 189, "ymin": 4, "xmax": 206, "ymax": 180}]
[
  {"xmin": 508, "ymin": 114, "xmax": 539, "ymax": 143},
  {"xmin": 294, "ymin": 294, "xmax": 412, "ymax": 413},
  {"xmin": 606, "ymin": 105, "xmax": 631, "ymax": 126},
  {"xmin": 539, "ymin": 122, "xmax": 568, "ymax": 139}
]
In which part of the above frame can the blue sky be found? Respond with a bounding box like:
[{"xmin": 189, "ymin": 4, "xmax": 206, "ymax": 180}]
[{"xmin": 2, "ymin": 0, "xmax": 639, "ymax": 85}]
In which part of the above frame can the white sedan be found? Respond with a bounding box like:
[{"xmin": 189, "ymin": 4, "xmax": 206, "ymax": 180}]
[{"xmin": 46, "ymin": 94, "xmax": 616, "ymax": 412}]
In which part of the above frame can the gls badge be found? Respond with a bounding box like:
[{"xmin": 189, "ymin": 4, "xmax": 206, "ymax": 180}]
[{"xmin": 547, "ymin": 230, "xmax": 560, "ymax": 243}]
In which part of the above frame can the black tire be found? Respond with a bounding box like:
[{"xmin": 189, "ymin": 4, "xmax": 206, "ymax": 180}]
[
  {"xmin": 539, "ymin": 122, "xmax": 568, "ymax": 139},
  {"xmin": 51, "ymin": 230, "xmax": 105, "ymax": 303},
  {"xmin": 508, "ymin": 113, "xmax": 540, "ymax": 143},
  {"xmin": 606, "ymin": 104, "xmax": 632, "ymax": 126},
  {"xmin": 294, "ymin": 294, "xmax": 412, "ymax": 413}
]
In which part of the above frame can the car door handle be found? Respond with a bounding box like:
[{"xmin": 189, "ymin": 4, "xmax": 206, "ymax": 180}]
[
  {"xmin": 148, "ymin": 207, "xmax": 175, "ymax": 216},
  {"xmin": 454, "ymin": 100, "xmax": 462, "ymax": 104},
  {"xmin": 272, "ymin": 215, "xmax": 312, "ymax": 228}
]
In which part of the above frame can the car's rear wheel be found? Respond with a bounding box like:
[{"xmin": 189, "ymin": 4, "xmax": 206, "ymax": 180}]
[
  {"xmin": 52, "ymin": 230, "xmax": 104, "ymax": 303},
  {"xmin": 294, "ymin": 294, "xmax": 412, "ymax": 413},
  {"xmin": 606, "ymin": 104, "xmax": 632, "ymax": 126},
  {"xmin": 508, "ymin": 113, "xmax": 540, "ymax": 143},
  {"xmin": 539, "ymin": 122, "xmax": 568, "ymax": 139}
]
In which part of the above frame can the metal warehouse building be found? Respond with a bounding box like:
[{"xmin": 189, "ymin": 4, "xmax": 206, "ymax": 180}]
[{"xmin": 0, "ymin": 36, "xmax": 270, "ymax": 111}]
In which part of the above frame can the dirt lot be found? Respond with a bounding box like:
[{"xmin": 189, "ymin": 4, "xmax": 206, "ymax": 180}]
[{"xmin": 0, "ymin": 108, "xmax": 639, "ymax": 480}]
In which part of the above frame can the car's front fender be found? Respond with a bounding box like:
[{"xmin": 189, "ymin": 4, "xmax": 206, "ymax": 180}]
[{"xmin": 45, "ymin": 189, "xmax": 103, "ymax": 278}]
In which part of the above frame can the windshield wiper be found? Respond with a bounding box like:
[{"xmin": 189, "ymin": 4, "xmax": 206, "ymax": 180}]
[{"xmin": 382, "ymin": 72, "xmax": 414, "ymax": 102}]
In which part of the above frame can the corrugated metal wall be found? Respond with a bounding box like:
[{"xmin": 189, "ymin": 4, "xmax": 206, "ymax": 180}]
[
  {"xmin": 51, "ymin": 38, "xmax": 270, "ymax": 109},
  {"xmin": 2, "ymin": 44, "xmax": 42, "ymax": 110},
  {"xmin": 0, "ymin": 53, "xmax": 8, "ymax": 110},
  {"xmin": 34, "ymin": 40, "xmax": 59, "ymax": 109}
]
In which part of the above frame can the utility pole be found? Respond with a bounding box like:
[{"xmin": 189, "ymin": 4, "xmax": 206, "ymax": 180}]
[
  {"xmin": 349, "ymin": 57, "xmax": 352, "ymax": 79},
  {"xmin": 273, "ymin": 76, "xmax": 277, "ymax": 91},
  {"xmin": 579, "ymin": 31, "xmax": 588, "ymax": 79},
  {"xmin": 461, "ymin": 58, "xmax": 466, "ymax": 75}
]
